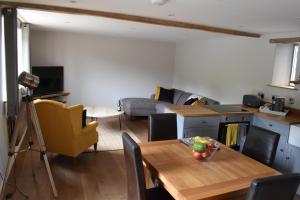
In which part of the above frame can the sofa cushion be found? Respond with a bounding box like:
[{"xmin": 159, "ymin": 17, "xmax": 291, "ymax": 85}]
[
  {"xmin": 121, "ymin": 98, "xmax": 157, "ymax": 116},
  {"xmin": 174, "ymin": 89, "xmax": 219, "ymax": 105},
  {"xmin": 173, "ymin": 89, "xmax": 184, "ymax": 104},
  {"xmin": 176, "ymin": 92, "xmax": 192, "ymax": 105},
  {"xmin": 203, "ymin": 97, "xmax": 220, "ymax": 105},
  {"xmin": 191, "ymin": 99, "xmax": 208, "ymax": 106},
  {"xmin": 184, "ymin": 98, "xmax": 198, "ymax": 105},
  {"xmin": 156, "ymin": 87, "xmax": 174, "ymax": 103}
]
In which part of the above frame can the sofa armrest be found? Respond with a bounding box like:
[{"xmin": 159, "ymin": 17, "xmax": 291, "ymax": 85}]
[{"xmin": 82, "ymin": 121, "xmax": 98, "ymax": 134}]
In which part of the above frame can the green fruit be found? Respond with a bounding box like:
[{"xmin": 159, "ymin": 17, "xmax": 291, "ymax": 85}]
[{"xmin": 192, "ymin": 143, "xmax": 206, "ymax": 152}]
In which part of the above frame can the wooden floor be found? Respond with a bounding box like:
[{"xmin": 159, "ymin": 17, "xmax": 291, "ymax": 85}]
[
  {"xmin": 3, "ymin": 117, "xmax": 300, "ymax": 200},
  {"xmin": 4, "ymin": 118, "xmax": 148, "ymax": 200}
]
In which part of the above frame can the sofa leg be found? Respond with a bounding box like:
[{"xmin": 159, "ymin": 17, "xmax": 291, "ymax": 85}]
[{"xmin": 93, "ymin": 143, "xmax": 97, "ymax": 151}]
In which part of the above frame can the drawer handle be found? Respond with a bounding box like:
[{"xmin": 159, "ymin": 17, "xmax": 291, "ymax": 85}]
[
  {"xmin": 269, "ymin": 124, "xmax": 273, "ymax": 127},
  {"xmin": 280, "ymin": 149, "xmax": 284, "ymax": 152},
  {"xmin": 202, "ymin": 121, "xmax": 207, "ymax": 124}
]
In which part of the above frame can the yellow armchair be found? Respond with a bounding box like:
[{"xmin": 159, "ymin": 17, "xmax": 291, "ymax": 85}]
[{"xmin": 34, "ymin": 99, "xmax": 98, "ymax": 157}]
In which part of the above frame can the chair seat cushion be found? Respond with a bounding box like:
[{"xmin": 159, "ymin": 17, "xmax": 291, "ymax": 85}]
[{"xmin": 146, "ymin": 186, "xmax": 174, "ymax": 200}]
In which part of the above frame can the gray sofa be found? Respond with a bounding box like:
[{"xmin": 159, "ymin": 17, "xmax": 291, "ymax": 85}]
[{"xmin": 121, "ymin": 89, "xmax": 219, "ymax": 117}]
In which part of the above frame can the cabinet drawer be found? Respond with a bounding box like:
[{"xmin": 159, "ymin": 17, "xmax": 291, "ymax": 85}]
[
  {"xmin": 184, "ymin": 116, "xmax": 220, "ymax": 128},
  {"xmin": 184, "ymin": 126, "xmax": 219, "ymax": 140},
  {"xmin": 220, "ymin": 115, "xmax": 251, "ymax": 122},
  {"xmin": 252, "ymin": 116, "xmax": 289, "ymax": 137}
]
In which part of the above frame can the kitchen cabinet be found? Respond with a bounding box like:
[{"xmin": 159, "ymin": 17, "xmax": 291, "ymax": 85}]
[
  {"xmin": 288, "ymin": 146, "xmax": 300, "ymax": 173},
  {"xmin": 177, "ymin": 115, "xmax": 220, "ymax": 139}
]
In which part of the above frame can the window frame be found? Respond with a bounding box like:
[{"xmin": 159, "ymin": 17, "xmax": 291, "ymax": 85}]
[{"xmin": 289, "ymin": 43, "xmax": 299, "ymax": 86}]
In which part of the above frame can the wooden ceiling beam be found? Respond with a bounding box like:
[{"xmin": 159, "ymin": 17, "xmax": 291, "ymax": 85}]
[
  {"xmin": 270, "ymin": 37, "xmax": 300, "ymax": 44},
  {"xmin": 0, "ymin": 1, "xmax": 261, "ymax": 38}
]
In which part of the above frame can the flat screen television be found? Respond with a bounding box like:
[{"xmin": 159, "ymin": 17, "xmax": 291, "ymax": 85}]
[{"xmin": 31, "ymin": 66, "xmax": 64, "ymax": 96}]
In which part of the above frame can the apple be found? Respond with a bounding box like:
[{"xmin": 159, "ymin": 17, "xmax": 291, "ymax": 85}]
[
  {"xmin": 207, "ymin": 143, "xmax": 216, "ymax": 152},
  {"xmin": 201, "ymin": 151, "xmax": 209, "ymax": 158},
  {"xmin": 193, "ymin": 151, "xmax": 202, "ymax": 160}
]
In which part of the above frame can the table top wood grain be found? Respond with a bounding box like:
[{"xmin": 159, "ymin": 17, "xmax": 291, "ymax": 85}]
[{"xmin": 140, "ymin": 140, "xmax": 279, "ymax": 200}]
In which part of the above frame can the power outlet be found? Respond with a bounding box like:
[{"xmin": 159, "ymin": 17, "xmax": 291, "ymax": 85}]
[
  {"xmin": 289, "ymin": 98, "xmax": 295, "ymax": 105},
  {"xmin": 257, "ymin": 92, "xmax": 264, "ymax": 99}
]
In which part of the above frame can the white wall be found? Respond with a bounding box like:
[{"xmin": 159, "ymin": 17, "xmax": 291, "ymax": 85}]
[
  {"xmin": 30, "ymin": 30, "xmax": 176, "ymax": 106},
  {"xmin": 173, "ymin": 35, "xmax": 300, "ymax": 108}
]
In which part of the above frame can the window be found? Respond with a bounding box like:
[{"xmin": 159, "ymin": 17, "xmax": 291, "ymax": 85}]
[
  {"xmin": 290, "ymin": 44, "xmax": 299, "ymax": 86},
  {"xmin": 271, "ymin": 43, "xmax": 299, "ymax": 89},
  {"xmin": 17, "ymin": 19, "xmax": 23, "ymax": 75}
]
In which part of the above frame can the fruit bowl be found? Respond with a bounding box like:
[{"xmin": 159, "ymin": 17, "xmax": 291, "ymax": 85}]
[{"xmin": 191, "ymin": 136, "xmax": 220, "ymax": 161}]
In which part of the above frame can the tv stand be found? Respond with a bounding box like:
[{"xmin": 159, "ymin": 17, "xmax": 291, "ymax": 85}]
[{"xmin": 33, "ymin": 92, "xmax": 70, "ymax": 103}]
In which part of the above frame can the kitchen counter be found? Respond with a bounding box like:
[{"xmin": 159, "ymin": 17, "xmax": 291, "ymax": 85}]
[
  {"xmin": 165, "ymin": 104, "xmax": 300, "ymax": 125},
  {"xmin": 240, "ymin": 105, "xmax": 300, "ymax": 125},
  {"xmin": 164, "ymin": 104, "xmax": 254, "ymax": 117}
]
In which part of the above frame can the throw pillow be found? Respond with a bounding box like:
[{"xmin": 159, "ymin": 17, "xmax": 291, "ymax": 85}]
[
  {"xmin": 154, "ymin": 86, "xmax": 160, "ymax": 100},
  {"xmin": 191, "ymin": 98, "xmax": 208, "ymax": 106},
  {"xmin": 82, "ymin": 109, "xmax": 87, "ymax": 128},
  {"xmin": 186, "ymin": 94, "xmax": 203, "ymax": 101},
  {"xmin": 155, "ymin": 86, "xmax": 174, "ymax": 103},
  {"xmin": 184, "ymin": 98, "xmax": 198, "ymax": 105}
]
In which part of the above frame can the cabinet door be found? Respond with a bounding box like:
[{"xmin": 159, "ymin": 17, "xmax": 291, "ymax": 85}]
[
  {"xmin": 288, "ymin": 146, "xmax": 300, "ymax": 173},
  {"xmin": 182, "ymin": 116, "xmax": 220, "ymax": 139},
  {"xmin": 252, "ymin": 115, "xmax": 290, "ymax": 172},
  {"xmin": 238, "ymin": 130, "xmax": 248, "ymax": 152},
  {"xmin": 252, "ymin": 116, "xmax": 289, "ymax": 137},
  {"xmin": 184, "ymin": 126, "xmax": 219, "ymax": 140},
  {"xmin": 184, "ymin": 116, "xmax": 220, "ymax": 128},
  {"xmin": 288, "ymin": 146, "xmax": 300, "ymax": 194},
  {"xmin": 273, "ymin": 135, "xmax": 288, "ymax": 172}
]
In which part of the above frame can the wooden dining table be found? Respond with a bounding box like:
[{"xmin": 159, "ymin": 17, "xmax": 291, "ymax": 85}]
[{"xmin": 140, "ymin": 140, "xmax": 279, "ymax": 200}]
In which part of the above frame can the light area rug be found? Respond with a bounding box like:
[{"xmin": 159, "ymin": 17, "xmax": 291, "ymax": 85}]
[{"xmin": 91, "ymin": 118, "xmax": 141, "ymax": 151}]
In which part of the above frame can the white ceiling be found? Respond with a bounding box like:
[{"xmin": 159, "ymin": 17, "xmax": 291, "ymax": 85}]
[{"xmin": 10, "ymin": 0, "xmax": 300, "ymax": 42}]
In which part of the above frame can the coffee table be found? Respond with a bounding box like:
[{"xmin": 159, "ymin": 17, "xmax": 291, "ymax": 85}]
[{"xmin": 85, "ymin": 106, "xmax": 125, "ymax": 130}]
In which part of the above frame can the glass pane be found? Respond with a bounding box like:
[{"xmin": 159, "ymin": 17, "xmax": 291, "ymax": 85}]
[{"xmin": 290, "ymin": 44, "xmax": 299, "ymax": 85}]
